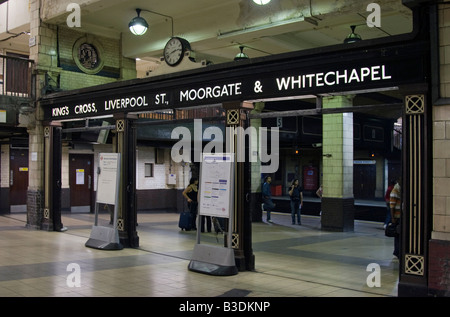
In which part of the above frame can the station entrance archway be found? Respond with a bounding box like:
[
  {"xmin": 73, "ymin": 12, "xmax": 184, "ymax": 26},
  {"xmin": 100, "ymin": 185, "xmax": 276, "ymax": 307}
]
[{"xmin": 39, "ymin": 18, "xmax": 432, "ymax": 295}]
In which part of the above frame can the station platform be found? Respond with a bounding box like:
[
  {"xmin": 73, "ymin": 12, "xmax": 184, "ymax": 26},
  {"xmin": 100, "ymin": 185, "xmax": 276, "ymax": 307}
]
[{"xmin": 0, "ymin": 210, "xmax": 399, "ymax": 302}]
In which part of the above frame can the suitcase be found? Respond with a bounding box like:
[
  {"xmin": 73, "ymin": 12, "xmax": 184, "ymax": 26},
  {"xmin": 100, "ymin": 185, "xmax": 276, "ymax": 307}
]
[{"xmin": 178, "ymin": 212, "xmax": 192, "ymax": 231}]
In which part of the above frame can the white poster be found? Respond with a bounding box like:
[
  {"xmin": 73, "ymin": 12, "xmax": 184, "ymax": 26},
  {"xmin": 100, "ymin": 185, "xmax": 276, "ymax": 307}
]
[
  {"xmin": 96, "ymin": 153, "xmax": 120, "ymax": 205},
  {"xmin": 76, "ymin": 169, "xmax": 85, "ymax": 185},
  {"xmin": 198, "ymin": 153, "xmax": 233, "ymax": 218}
]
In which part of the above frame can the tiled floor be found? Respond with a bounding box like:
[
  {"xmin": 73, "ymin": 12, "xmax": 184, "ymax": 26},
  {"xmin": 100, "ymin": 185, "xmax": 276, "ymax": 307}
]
[{"xmin": 0, "ymin": 210, "xmax": 399, "ymax": 298}]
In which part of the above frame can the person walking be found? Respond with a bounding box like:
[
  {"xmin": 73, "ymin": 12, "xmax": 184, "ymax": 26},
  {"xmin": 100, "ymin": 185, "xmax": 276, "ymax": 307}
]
[
  {"xmin": 289, "ymin": 179, "xmax": 303, "ymax": 225},
  {"xmin": 389, "ymin": 177, "xmax": 402, "ymax": 258},
  {"xmin": 262, "ymin": 176, "xmax": 275, "ymax": 223},
  {"xmin": 183, "ymin": 177, "xmax": 199, "ymax": 230}
]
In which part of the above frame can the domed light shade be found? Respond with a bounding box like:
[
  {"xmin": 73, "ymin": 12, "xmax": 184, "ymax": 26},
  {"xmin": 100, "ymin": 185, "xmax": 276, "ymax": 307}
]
[
  {"xmin": 253, "ymin": 0, "xmax": 271, "ymax": 5},
  {"xmin": 129, "ymin": 9, "xmax": 149, "ymax": 36},
  {"xmin": 344, "ymin": 25, "xmax": 362, "ymax": 44},
  {"xmin": 234, "ymin": 46, "xmax": 249, "ymax": 61}
]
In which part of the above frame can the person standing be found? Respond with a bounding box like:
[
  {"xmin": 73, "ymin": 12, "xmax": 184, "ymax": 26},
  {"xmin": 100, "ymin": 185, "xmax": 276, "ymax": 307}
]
[
  {"xmin": 384, "ymin": 179, "xmax": 396, "ymax": 229},
  {"xmin": 316, "ymin": 184, "xmax": 323, "ymax": 200},
  {"xmin": 289, "ymin": 179, "xmax": 303, "ymax": 225},
  {"xmin": 262, "ymin": 176, "xmax": 275, "ymax": 223},
  {"xmin": 389, "ymin": 177, "xmax": 402, "ymax": 258},
  {"xmin": 316, "ymin": 184, "xmax": 323, "ymax": 217},
  {"xmin": 183, "ymin": 177, "xmax": 199, "ymax": 230},
  {"xmin": 200, "ymin": 214, "xmax": 212, "ymax": 233}
]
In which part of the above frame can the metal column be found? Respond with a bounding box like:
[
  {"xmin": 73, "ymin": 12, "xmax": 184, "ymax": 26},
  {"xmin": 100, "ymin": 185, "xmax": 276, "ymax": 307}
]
[
  {"xmin": 114, "ymin": 113, "xmax": 139, "ymax": 248},
  {"xmin": 223, "ymin": 101, "xmax": 255, "ymax": 271}
]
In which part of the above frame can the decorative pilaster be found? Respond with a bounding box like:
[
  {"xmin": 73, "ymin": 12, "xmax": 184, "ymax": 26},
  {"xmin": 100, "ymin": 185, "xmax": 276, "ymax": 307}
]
[
  {"xmin": 249, "ymin": 102, "xmax": 265, "ymax": 223},
  {"xmin": 114, "ymin": 113, "xmax": 139, "ymax": 247},
  {"xmin": 398, "ymin": 94, "xmax": 430, "ymax": 296},
  {"xmin": 223, "ymin": 101, "xmax": 255, "ymax": 271},
  {"xmin": 41, "ymin": 124, "xmax": 63, "ymax": 231}
]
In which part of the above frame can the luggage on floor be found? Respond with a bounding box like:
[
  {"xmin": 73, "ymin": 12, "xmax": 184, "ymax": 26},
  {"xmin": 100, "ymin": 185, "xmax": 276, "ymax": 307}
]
[{"xmin": 178, "ymin": 211, "xmax": 192, "ymax": 231}]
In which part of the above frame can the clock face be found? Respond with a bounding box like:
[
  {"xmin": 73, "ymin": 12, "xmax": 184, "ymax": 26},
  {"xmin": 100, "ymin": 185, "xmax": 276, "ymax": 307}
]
[{"xmin": 164, "ymin": 37, "xmax": 187, "ymax": 66}]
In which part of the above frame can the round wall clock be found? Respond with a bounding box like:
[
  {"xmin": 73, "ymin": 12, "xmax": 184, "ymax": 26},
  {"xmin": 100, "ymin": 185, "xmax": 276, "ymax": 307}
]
[{"xmin": 163, "ymin": 37, "xmax": 191, "ymax": 67}]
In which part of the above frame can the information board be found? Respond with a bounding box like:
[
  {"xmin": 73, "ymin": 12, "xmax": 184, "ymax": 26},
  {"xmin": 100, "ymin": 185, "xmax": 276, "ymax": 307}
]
[
  {"xmin": 86, "ymin": 152, "xmax": 122, "ymax": 250},
  {"xmin": 96, "ymin": 153, "xmax": 120, "ymax": 205},
  {"xmin": 189, "ymin": 153, "xmax": 237, "ymax": 276},
  {"xmin": 198, "ymin": 153, "xmax": 233, "ymax": 218}
]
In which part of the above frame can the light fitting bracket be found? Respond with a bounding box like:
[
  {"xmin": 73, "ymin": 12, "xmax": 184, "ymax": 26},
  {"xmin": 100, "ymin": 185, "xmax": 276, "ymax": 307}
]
[{"xmin": 139, "ymin": 8, "xmax": 174, "ymax": 37}]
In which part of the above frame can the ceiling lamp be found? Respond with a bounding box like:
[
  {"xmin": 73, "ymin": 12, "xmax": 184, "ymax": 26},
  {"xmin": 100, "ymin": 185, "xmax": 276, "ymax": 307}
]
[
  {"xmin": 129, "ymin": 9, "xmax": 149, "ymax": 35},
  {"xmin": 234, "ymin": 46, "xmax": 249, "ymax": 61},
  {"xmin": 344, "ymin": 25, "xmax": 362, "ymax": 44},
  {"xmin": 129, "ymin": 8, "xmax": 174, "ymax": 37},
  {"xmin": 253, "ymin": 0, "xmax": 271, "ymax": 5}
]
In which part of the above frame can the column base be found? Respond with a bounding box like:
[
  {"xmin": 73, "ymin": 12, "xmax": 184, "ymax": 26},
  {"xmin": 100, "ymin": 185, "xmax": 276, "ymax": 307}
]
[
  {"xmin": 119, "ymin": 231, "xmax": 139, "ymax": 248},
  {"xmin": 427, "ymin": 239, "xmax": 450, "ymax": 296},
  {"xmin": 234, "ymin": 250, "xmax": 255, "ymax": 272},
  {"xmin": 321, "ymin": 197, "xmax": 354, "ymax": 232},
  {"xmin": 398, "ymin": 281, "xmax": 429, "ymax": 297},
  {"xmin": 26, "ymin": 190, "xmax": 44, "ymax": 230}
]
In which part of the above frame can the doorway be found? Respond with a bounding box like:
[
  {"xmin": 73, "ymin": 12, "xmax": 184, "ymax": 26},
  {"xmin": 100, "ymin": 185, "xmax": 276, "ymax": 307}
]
[
  {"xmin": 353, "ymin": 163, "xmax": 377, "ymax": 200},
  {"xmin": 69, "ymin": 154, "xmax": 93, "ymax": 212},
  {"xmin": 9, "ymin": 149, "xmax": 28, "ymax": 212}
]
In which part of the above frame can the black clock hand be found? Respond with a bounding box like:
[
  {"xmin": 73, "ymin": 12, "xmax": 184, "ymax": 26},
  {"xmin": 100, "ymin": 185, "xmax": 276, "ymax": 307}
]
[{"xmin": 168, "ymin": 48, "xmax": 182, "ymax": 56}]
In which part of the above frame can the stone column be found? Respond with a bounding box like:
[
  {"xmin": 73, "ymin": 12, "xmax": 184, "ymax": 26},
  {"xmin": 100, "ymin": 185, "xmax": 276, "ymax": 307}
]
[
  {"xmin": 26, "ymin": 0, "xmax": 60, "ymax": 229},
  {"xmin": 428, "ymin": 2, "xmax": 450, "ymax": 297},
  {"xmin": 26, "ymin": 123, "xmax": 44, "ymax": 229},
  {"xmin": 321, "ymin": 95, "xmax": 354, "ymax": 232}
]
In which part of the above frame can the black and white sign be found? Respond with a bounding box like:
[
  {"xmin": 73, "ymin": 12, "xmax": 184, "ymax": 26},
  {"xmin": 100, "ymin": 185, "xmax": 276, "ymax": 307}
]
[
  {"xmin": 96, "ymin": 153, "xmax": 120, "ymax": 205},
  {"xmin": 42, "ymin": 46, "xmax": 428, "ymax": 121},
  {"xmin": 198, "ymin": 153, "xmax": 234, "ymax": 218}
]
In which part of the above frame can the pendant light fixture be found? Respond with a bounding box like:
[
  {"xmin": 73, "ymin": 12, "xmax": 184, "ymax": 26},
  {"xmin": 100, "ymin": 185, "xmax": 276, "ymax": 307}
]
[
  {"xmin": 129, "ymin": 8, "xmax": 174, "ymax": 37},
  {"xmin": 344, "ymin": 25, "xmax": 362, "ymax": 44},
  {"xmin": 129, "ymin": 9, "xmax": 149, "ymax": 36},
  {"xmin": 234, "ymin": 46, "xmax": 249, "ymax": 61},
  {"xmin": 253, "ymin": 0, "xmax": 271, "ymax": 5}
]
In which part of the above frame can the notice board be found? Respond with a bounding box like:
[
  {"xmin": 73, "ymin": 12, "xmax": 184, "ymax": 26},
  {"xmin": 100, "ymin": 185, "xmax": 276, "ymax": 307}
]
[
  {"xmin": 198, "ymin": 153, "xmax": 234, "ymax": 218},
  {"xmin": 96, "ymin": 153, "xmax": 120, "ymax": 205}
]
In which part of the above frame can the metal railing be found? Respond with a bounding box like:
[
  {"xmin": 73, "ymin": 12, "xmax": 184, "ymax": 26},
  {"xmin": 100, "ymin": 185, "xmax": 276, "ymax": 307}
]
[{"xmin": 0, "ymin": 54, "xmax": 34, "ymax": 98}]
